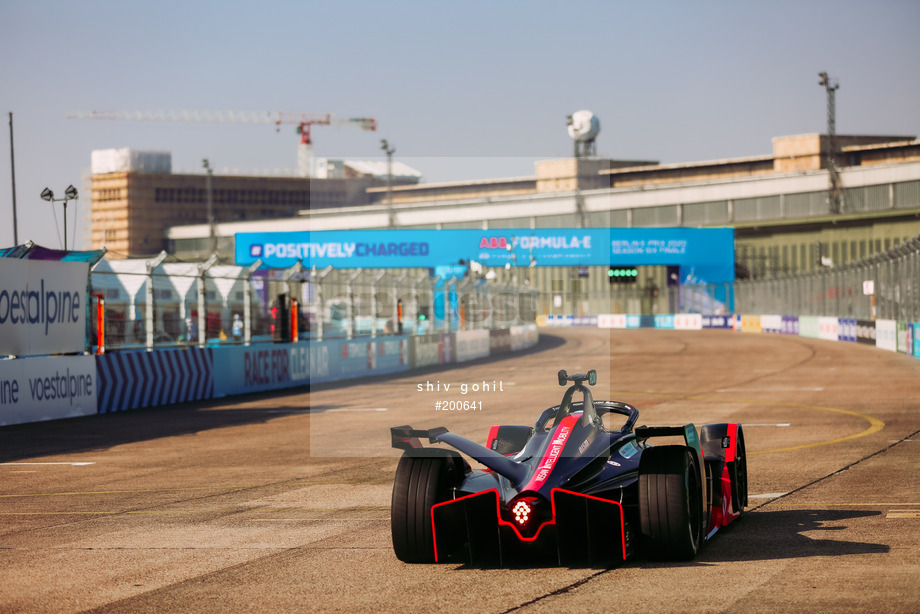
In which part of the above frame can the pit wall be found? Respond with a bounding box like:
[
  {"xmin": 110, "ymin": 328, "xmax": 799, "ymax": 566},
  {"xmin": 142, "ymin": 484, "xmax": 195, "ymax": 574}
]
[
  {"xmin": 537, "ymin": 314, "xmax": 920, "ymax": 358},
  {"xmin": 0, "ymin": 325, "xmax": 539, "ymax": 427}
]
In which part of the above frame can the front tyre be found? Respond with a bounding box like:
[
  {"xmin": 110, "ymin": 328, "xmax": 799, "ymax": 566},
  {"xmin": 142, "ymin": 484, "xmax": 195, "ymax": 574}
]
[
  {"xmin": 390, "ymin": 453, "xmax": 455, "ymax": 563},
  {"xmin": 638, "ymin": 446, "xmax": 703, "ymax": 560}
]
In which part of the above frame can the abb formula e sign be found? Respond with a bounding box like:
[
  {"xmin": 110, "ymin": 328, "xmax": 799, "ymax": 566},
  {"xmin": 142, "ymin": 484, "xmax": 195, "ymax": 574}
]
[
  {"xmin": 234, "ymin": 228, "xmax": 735, "ymax": 283},
  {"xmin": 0, "ymin": 259, "xmax": 89, "ymax": 356}
]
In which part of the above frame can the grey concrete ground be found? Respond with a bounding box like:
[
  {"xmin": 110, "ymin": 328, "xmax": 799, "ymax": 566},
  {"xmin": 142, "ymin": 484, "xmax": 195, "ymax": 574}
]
[{"xmin": 1, "ymin": 328, "xmax": 918, "ymax": 613}]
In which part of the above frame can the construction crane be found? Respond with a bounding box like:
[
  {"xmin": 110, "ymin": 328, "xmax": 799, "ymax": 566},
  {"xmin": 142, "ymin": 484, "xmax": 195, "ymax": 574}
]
[{"xmin": 67, "ymin": 110, "xmax": 377, "ymax": 178}]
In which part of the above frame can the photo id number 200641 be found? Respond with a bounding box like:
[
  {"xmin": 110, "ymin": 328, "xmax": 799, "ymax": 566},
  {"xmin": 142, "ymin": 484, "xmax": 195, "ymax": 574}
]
[{"xmin": 435, "ymin": 400, "xmax": 482, "ymax": 411}]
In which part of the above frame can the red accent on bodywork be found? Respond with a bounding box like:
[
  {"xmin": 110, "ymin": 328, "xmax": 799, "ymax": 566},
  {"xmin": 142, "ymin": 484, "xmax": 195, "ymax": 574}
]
[
  {"xmin": 521, "ymin": 415, "xmax": 580, "ymax": 492},
  {"xmin": 725, "ymin": 423, "xmax": 738, "ymax": 463},
  {"xmin": 430, "ymin": 487, "xmax": 626, "ymax": 561},
  {"xmin": 486, "ymin": 425, "xmax": 500, "ymax": 450},
  {"xmin": 707, "ymin": 423, "xmax": 742, "ymax": 534}
]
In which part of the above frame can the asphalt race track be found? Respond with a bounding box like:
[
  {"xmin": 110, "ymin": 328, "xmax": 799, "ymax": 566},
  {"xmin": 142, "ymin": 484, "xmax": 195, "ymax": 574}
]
[{"xmin": 2, "ymin": 328, "xmax": 919, "ymax": 613}]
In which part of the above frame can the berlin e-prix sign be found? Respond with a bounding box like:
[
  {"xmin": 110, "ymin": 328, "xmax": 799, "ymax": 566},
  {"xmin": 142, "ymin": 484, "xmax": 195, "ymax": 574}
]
[{"xmin": 235, "ymin": 228, "xmax": 735, "ymax": 282}]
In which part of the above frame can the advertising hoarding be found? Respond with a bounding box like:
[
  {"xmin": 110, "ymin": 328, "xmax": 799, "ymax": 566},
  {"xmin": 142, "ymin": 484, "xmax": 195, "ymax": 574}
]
[
  {"xmin": 235, "ymin": 228, "xmax": 735, "ymax": 283},
  {"xmin": 876, "ymin": 320, "xmax": 897, "ymax": 352},
  {"xmin": 0, "ymin": 355, "xmax": 98, "ymax": 426},
  {"xmin": 0, "ymin": 259, "xmax": 89, "ymax": 356},
  {"xmin": 856, "ymin": 320, "xmax": 876, "ymax": 345}
]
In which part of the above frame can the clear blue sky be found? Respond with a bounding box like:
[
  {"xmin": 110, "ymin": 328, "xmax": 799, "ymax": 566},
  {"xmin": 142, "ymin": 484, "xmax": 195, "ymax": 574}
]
[{"xmin": 2, "ymin": 0, "xmax": 918, "ymax": 251}]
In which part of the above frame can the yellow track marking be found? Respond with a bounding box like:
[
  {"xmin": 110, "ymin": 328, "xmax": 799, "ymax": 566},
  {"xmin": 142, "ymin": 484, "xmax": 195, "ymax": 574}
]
[
  {"xmin": 617, "ymin": 391, "xmax": 886, "ymax": 455},
  {"xmin": 691, "ymin": 397, "xmax": 885, "ymax": 455}
]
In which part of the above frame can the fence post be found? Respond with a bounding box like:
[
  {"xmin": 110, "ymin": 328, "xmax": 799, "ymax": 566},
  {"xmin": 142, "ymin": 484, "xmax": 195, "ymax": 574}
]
[
  {"xmin": 145, "ymin": 251, "xmax": 168, "ymax": 350},
  {"xmin": 370, "ymin": 271, "xmax": 386, "ymax": 338},
  {"xmin": 313, "ymin": 265, "xmax": 333, "ymax": 342},
  {"xmin": 197, "ymin": 254, "xmax": 219, "ymax": 346},
  {"xmin": 392, "ymin": 272, "xmax": 407, "ymax": 335},
  {"xmin": 346, "ymin": 269, "xmax": 363, "ymax": 340},
  {"xmin": 242, "ymin": 260, "xmax": 262, "ymax": 345}
]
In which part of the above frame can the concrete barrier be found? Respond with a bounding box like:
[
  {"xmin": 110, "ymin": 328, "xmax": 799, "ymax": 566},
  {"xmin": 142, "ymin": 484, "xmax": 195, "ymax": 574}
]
[
  {"xmin": 97, "ymin": 348, "xmax": 212, "ymax": 414},
  {"xmin": 454, "ymin": 330, "xmax": 491, "ymax": 362},
  {"xmin": 0, "ymin": 354, "xmax": 98, "ymax": 426},
  {"xmin": 409, "ymin": 334, "xmax": 441, "ymax": 369},
  {"xmin": 876, "ymin": 320, "xmax": 897, "ymax": 352}
]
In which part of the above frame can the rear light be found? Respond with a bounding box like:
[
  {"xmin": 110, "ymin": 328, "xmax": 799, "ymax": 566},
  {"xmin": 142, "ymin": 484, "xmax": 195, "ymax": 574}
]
[
  {"xmin": 512, "ymin": 500, "xmax": 532, "ymax": 526},
  {"xmin": 506, "ymin": 494, "xmax": 548, "ymax": 538}
]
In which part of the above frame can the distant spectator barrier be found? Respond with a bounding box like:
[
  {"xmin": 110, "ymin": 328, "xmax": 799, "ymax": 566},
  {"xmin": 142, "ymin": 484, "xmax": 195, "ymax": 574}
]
[
  {"xmin": 735, "ymin": 233, "xmax": 920, "ymax": 322},
  {"xmin": 540, "ymin": 312, "xmax": 920, "ymax": 361}
]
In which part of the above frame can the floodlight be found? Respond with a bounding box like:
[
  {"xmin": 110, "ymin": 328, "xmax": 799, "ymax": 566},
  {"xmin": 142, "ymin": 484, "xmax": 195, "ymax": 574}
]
[
  {"xmin": 41, "ymin": 187, "xmax": 54, "ymax": 201},
  {"xmin": 64, "ymin": 185, "xmax": 78, "ymax": 200}
]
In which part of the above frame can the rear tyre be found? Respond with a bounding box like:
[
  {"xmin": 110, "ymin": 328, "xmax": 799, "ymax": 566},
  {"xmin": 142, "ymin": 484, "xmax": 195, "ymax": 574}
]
[
  {"xmin": 391, "ymin": 453, "xmax": 455, "ymax": 563},
  {"xmin": 638, "ymin": 446, "xmax": 703, "ymax": 560}
]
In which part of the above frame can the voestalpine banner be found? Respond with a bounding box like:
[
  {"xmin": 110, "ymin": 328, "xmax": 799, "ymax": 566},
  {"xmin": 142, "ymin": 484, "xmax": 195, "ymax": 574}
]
[
  {"xmin": 0, "ymin": 259, "xmax": 89, "ymax": 356},
  {"xmin": 0, "ymin": 355, "xmax": 98, "ymax": 426},
  {"xmin": 234, "ymin": 228, "xmax": 735, "ymax": 282}
]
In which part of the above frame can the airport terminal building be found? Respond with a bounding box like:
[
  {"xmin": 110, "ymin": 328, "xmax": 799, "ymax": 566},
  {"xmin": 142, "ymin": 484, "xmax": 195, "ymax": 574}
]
[{"xmin": 86, "ymin": 133, "xmax": 920, "ymax": 314}]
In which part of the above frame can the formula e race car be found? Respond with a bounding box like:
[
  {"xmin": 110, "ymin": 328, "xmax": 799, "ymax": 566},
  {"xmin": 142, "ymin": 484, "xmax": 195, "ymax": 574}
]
[{"xmin": 390, "ymin": 369, "xmax": 747, "ymax": 566}]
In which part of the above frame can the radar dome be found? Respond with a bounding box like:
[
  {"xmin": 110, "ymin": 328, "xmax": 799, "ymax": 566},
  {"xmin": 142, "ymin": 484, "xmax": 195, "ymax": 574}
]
[{"xmin": 567, "ymin": 110, "xmax": 600, "ymax": 142}]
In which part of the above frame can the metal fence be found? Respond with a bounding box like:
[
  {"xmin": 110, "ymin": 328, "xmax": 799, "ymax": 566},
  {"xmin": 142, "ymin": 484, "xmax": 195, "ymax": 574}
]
[
  {"xmin": 734, "ymin": 233, "xmax": 920, "ymax": 321},
  {"xmin": 89, "ymin": 262, "xmax": 539, "ymax": 351}
]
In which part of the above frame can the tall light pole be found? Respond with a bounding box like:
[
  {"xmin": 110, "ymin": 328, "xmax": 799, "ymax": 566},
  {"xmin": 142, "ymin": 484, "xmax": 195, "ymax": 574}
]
[
  {"xmin": 818, "ymin": 72, "xmax": 841, "ymax": 214},
  {"xmin": 40, "ymin": 185, "xmax": 78, "ymax": 250},
  {"xmin": 202, "ymin": 158, "xmax": 216, "ymax": 256},
  {"xmin": 9, "ymin": 113, "xmax": 18, "ymax": 245},
  {"xmin": 380, "ymin": 139, "xmax": 396, "ymax": 228}
]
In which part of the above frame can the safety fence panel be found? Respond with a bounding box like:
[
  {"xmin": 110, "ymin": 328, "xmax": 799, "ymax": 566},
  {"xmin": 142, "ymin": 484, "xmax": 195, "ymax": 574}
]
[
  {"xmin": 734, "ymin": 233, "xmax": 920, "ymax": 322},
  {"xmin": 89, "ymin": 262, "xmax": 540, "ymax": 351}
]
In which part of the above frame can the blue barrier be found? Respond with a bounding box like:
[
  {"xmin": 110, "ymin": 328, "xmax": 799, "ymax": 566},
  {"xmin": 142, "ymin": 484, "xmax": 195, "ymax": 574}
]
[
  {"xmin": 0, "ymin": 323, "xmax": 528, "ymax": 425},
  {"xmin": 914, "ymin": 323, "xmax": 920, "ymax": 358},
  {"xmin": 96, "ymin": 347, "xmax": 213, "ymax": 413}
]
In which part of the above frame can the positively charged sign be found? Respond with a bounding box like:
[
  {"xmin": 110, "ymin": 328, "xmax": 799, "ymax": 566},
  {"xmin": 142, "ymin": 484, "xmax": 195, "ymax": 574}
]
[{"xmin": 0, "ymin": 259, "xmax": 89, "ymax": 356}]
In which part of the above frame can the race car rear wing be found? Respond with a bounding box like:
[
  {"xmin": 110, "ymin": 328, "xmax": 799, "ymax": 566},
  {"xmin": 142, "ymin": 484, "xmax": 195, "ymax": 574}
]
[
  {"xmin": 391, "ymin": 425, "xmax": 449, "ymax": 449},
  {"xmin": 635, "ymin": 423, "xmax": 702, "ymax": 459},
  {"xmin": 391, "ymin": 425, "xmax": 529, "ymax": 486}
]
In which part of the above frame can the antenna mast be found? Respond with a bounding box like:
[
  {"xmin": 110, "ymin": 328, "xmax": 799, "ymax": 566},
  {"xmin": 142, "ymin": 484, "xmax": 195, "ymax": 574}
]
[{"xmin": 818, "ymin": 72, "xmax": 841, "ymax": 214}]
